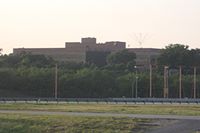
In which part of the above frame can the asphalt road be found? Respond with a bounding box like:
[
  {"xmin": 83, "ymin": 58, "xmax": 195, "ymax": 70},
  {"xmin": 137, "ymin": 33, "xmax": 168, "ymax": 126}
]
[
  {"xmin": 0, "ymin": 110, "xmax": 200, "ymax": 133},
  {"xmin": 146, "ymin": 120, "xmax": 200, "ymax": 133}
]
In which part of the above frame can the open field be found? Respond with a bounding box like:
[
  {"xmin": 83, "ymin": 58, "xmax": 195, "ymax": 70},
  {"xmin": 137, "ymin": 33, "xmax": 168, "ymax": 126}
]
[
  {"xmin": 0, "ymin": 113, "xmax": 155, "ymax": 133},
  {"xmin": 1, "ymin": 103, "xmax": 200, "ymax": 132},
  {"xmin": 0, "ymin": 103, "xmax": 200, "ymax": 116}
]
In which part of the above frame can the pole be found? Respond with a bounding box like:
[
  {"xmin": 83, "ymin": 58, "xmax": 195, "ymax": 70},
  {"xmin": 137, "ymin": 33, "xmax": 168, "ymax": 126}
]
[
  {"xmin": 131, "ymin": 73, "xmax": 134, "ymax": 98},
  {"xmin": 163, "ymin": 66, "xmax": 168, "ymax": 98},
  {"xmin": 194, "ymin": 66, "xmax": 196, "ymax": 99},
  {"xmin": 135, "ymin": 66, "xmax": 138, "ymax": 98},
  {"xmin": 135, "ymin": 74, "xmax": 138, "ymax": 98},
  {"xmin": 150, "ymin": 64, "xmax": 152, "ymax": 98},
  {"xmin": 55, "ymin": 64, "xmax": 58, "ymax": 99},
  {"xmin": 163, "ymin": 67, "xmax": 166, "ymax": 98},
  {"xmin": 179, "ymin": 66, "xmax": 182, "ymax": 99},
  {"xmin": 166, "ymin": 68, "xmax": 169, "ymax": 95}
]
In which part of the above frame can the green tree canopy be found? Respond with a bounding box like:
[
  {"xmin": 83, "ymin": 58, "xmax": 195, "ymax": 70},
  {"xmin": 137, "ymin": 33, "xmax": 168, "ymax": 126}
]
[
  {"xmin": 158, "ymin": 44, "xmax": 200, "ymax": 68},
  {"xmin": 0, "ymin": 53, "xmax": 55, "ymax": 68},
  {"xmin": 158, "ymin": 44, "xmax": 190, "ymax": 67},
  {"xmin": 188, "ymin": 49, "xmax": 200, "ymax": 66},
  {"xmin": 106, "ymin": 50, "xmax": 136, "ymax": 71}
]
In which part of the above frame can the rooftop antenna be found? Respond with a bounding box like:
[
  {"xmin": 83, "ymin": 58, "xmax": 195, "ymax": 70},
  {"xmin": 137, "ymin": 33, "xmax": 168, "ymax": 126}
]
[{"xmin": 134, "ymin": 33, "xmax": 148, "ymax": 48}]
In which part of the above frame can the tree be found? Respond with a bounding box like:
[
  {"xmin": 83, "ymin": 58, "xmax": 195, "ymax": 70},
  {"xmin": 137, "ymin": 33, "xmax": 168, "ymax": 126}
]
[
  {"xmin": 86, "ymin": 51, "xmax": 111, "ymax": 67},
  {"xmin": 0, "ymin": 54, "xmax": 21, "ymax": 67},
  {"xmin": 158, "ymin": 44, "xmax": 190, "ymax": 68},
  {"xmin": 107, "ymin": 50, "xmax": 136, "ymax": 71},
  {"xmin": 0, "ymin": 48, "xmax": 2, "ymax": 55},
  {"xmin": 19, "ymin": 54, "xmax": 55, "ymax": 67},
  {"xmin": 59, "ymin": 68, "xmax": 116, "ymax": 98},
  {"xmin": 0, "ymin": 53, "xmax": 55, "ymax": 68},
  {"xmin": 189, "ymin": 49, "xmax": 200, "ymax": 66}
]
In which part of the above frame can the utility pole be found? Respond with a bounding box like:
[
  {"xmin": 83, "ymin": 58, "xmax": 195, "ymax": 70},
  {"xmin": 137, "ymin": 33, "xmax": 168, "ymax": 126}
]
[
  {"xmin": 149, "ymin": 64, "xmax": 152, "ymax": 98},
  {"xmin": 194, "ymin": 66, "xmax": 197, "ymax": 99},
  {"xmin": 163, "ymin": 66, "xmax": 169, "ymax": 98},
  {"xmin": 131, "ymin": 73, "xmax": 134, "ymax": 98},
  {"xmin": 55, "ymin": 64, "xmax": 58, "ymax": 99},
  {"xmin": 135, "ymin": 66, "xmax": 138, "ymax": 98},
  {"xmin": 179, "ymin": 66, "xmax": 182, "ymax": 99}
]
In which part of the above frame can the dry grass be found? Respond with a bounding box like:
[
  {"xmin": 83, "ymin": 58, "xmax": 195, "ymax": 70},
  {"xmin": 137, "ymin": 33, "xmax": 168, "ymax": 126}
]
[
  {"xmin": 0, "ymin": 103, "xmax": 200, "ymax": 116},
  {"xmin": 0, "ymin": 113, "xmax": 153, "ymax": 133}
]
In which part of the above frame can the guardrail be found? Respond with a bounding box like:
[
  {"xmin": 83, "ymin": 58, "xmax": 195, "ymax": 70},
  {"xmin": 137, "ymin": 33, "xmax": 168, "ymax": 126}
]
[{"xmin": 0, "ymin": 98, "xmax": 200, "ymax": 104}]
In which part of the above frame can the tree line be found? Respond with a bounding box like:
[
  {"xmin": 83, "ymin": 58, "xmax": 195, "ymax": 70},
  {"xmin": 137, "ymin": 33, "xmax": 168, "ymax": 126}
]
[{"xmin": 0, "ymin": 44, "xmax": 200, "ymax": 98}]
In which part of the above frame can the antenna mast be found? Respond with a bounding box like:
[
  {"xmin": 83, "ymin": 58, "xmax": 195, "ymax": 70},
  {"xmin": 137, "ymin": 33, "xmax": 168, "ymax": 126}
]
[{"xmin": 134, "ymin": 33, "xmax": 148, "ymax": 48}]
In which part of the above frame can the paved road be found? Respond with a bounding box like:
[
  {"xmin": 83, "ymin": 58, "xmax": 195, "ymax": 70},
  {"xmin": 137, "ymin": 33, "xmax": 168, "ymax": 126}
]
[
  {"xmin": 0, "ymin": 110, "xmax": 200, "ymax": 133},
  {"xmin": 146, "ymin": 120, "xmax": 200, "ymax": 133}
]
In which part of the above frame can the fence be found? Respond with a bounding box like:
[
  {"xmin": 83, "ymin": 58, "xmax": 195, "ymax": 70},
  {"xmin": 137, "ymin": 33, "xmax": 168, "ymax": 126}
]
[{"xmin": 0, "ymin": 98, "xmax": 200, "ymax": 104}]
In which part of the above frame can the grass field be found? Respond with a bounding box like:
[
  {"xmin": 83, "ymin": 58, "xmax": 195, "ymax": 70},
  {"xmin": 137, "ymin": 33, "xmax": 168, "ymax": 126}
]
[
  {"xmin": 0, "ymin": 103, "xmax": 200, "ymax": 116},
  {"xmin": 0, "ymin": 113, "xmax": 153, "ymax": 133},
  {"xmin": 1, "ymin": 103, "xmax": 199, "ymax": 132}
]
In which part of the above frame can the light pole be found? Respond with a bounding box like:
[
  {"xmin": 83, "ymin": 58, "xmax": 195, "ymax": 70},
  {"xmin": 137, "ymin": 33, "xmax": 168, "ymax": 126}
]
[
  {"xmin": 194, "ymin": 66, "xmax": 197, "ymax": 99},
  {"xmin": 135, "ymin": 66, "xmax": 138, "ymax": 98},
  {"xmin": 163, "ymin": 66, "xmax": 169, "ymax": 98},
  {"xmin": 55, "ymin": 64, "xmax": 58, "ymax": 99},
  {"xmin": 131, "ymin": 72, "xmax": 134, "ymax": 98},
  {"xmin": 179, "ymin": 66, "xmax": 182, "ymax": 99},
  {"xmin": 149, "ymin": 64, "xmax": 152, "ymax": 98}
]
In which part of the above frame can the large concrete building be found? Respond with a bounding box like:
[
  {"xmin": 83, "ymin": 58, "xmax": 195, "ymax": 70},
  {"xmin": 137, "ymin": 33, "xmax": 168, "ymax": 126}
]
[
  {"xmin": 13, "ymin": 37, "xmax": 126, "ymax": 64},
  {"xmin": 13, "ymin": 37, "xmax": 161, "ymax": 67}
]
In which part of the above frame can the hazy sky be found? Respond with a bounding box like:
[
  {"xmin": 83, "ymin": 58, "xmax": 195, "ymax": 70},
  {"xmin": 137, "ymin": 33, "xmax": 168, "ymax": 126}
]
[{"xmin": 1, "ymin": 0, "xmax": 200, "ymax": 54}]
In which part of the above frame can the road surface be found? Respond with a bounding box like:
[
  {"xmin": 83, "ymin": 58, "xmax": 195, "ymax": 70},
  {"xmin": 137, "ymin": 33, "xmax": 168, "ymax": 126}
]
[{"xmin": 146, "ymin": 120, "xmax": 200, "ymax": 133}]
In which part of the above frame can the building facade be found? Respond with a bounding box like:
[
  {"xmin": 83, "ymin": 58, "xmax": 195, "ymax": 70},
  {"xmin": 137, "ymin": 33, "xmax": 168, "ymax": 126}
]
[
  {"xmin": 13, "ymin": 37, "xmax": 161, "ymax": 67},
  {"xmin": 13, "ymin": 37, "xmax": 126, "ymax": 63}
]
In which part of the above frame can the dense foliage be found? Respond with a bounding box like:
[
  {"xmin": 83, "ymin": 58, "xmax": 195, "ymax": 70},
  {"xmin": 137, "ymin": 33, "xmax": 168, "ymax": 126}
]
[
  {"xmin": 0, "ymin": 46, "xmax": 200, "ymax": 98},
  {"xmin": 0, "ymin": 53, "xmax": 55, "ymax": 68},
  {"xmin": 106, "ymin": 49, "xmax": 136, "ymax": 72},
  {"xmin": 158, "ymin": 44, "xmax": 200, "ymax": 68}
]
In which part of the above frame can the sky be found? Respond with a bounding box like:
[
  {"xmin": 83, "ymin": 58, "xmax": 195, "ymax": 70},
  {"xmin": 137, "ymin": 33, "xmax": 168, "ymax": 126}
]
[{"xmin": 0, "ymin": 0, "xmax": 200, "ymax": 54}]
